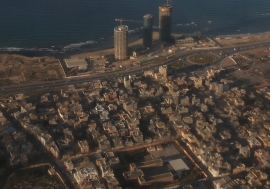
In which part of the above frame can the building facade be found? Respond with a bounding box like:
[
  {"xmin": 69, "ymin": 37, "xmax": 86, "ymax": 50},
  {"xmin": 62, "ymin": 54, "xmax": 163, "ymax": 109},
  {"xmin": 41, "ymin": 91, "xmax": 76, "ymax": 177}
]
[
  {"xmin": 143, "ymin": 14, "xmax": 153, "ymax": 48},
  {"xmin": 159, "ymin": 5, "xmax": 172, "ymax": 41},
  {"xmin": 114, "ymin": 25, "xmax": 128, "ymax": 60}
]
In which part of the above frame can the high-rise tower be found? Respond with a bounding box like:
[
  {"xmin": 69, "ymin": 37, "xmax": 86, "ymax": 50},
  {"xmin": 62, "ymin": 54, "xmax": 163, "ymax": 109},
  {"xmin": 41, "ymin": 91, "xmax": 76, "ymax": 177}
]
[
  {"xmin": 114, "ymin": 25, "xmax": 128, "ymax": 60},
  {"xmin": 143, "ymin": 14, "xmax": 153, "ymax": 48},
  {"xmin": 159, "ymin": 4, "xmax": 172, "ymax": 41}
]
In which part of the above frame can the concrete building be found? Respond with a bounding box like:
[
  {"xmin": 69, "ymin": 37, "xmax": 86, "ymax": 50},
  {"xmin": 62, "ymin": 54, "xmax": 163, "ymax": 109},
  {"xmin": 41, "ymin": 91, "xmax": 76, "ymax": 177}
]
[
  {"xmin": 192, "ymin": 95, "xmax": 200, "ymax": 105},
  {"xmin": 78, "ymin": 140, "xmax": 89, "ymax": 154},
  {"xmin": 216, "ymin": 84, "xmax": 224, "ymax": 94},
  {"xmin": 143, "ymin": 14, "xmax": 153, "ymax": 48},
  {"xmin": 64, "ymin": 159, "xmax": 74, "ymax": 170},
  {"xmin": 180, "ymin": 96, "xmax": 190, "ymax": 106},
  {"xmin": 169, "ymin": 159, "xmax": 190, "ymax": 174},
  {"xmin": 159, "ymin": 4, "xmax": 172, "ymax": 41},
  {"xmin": 159, "ymin": 65, "xmax": 167, "ymax": 77},
  {"xmin": 124, "ymin": 77, "xmax": 131, "ymax": 88},
  {"xmin": 239, "ymin": 146, "xmax": 250, "ymax": 158},
  {"xmin": 194, "ymin": 78, "xmax": 203, "ymax": 87},
  {"xmin": 176, "ymin": 37, "xmax": 194, "ymax": 44},
  {"xmin": 212, "ymin": 176, "xmax": 237, "ymax": 189},
  {"xmin": 215, "ymin": 83, "xmax": 229, "ymax": 94},
  {"xmin": 73, "ymin": 166, "xmax": 98, "ymax": 183},
  {"xmin": 64, "ymin": 58, "xmax": 88, "ymax": 70},
  {"xmin": 114, "ymin": 25, "xmax": 128, "ymax": 60},
  {"xmin": 123, "ymin": 100, "xmax": 138, "ymax": 111},
  {"xmin": 130, "ymin": 131, "xmax": 144, "ymax": 144}
]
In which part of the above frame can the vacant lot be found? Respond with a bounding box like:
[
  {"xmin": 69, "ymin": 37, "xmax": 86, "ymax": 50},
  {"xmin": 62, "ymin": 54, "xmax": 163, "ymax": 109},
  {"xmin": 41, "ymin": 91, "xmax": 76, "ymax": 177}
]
[
  {"xmin": 0, "ymin": 54, "xmax": 65, "ymax": 86},
  {"xmin": 169, "ymin": 60, "xmax": 186, "ymax": 68},
  {"xmin": 4, "ymin": 165, "xmax": 66, "ymax": 189},
  {"xmin": 188, "ymin": 54, "xmax": 215, "ymax": 64},
  {"xmin": 233, "ymin": 48, "xmax": 270, "ymax": 79},
  {"xmin": 216, "ymin": 33, "xmax": 270, "ymax": 47}
]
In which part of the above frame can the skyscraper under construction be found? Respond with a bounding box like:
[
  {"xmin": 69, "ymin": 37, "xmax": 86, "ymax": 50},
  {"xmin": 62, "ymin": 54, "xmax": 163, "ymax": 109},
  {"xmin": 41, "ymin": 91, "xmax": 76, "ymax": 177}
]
[
  {"xmin": 114, "ymin": 25, "xmax": 128, "ymax": 60},
  {"xmin": 159, "ymin": 4, "xmax": 172, "ymax": 41},
  {"xmin": 143, "ymin": 14, "xmax": 153, "ymax": 48}
]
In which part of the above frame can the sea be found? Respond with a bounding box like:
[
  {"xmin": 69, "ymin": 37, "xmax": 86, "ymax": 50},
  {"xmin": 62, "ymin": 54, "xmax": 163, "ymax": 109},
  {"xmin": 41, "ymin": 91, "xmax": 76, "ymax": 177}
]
[{"xmin": 1, "ymin": 0, "xmax": 270, "ymax": 55}]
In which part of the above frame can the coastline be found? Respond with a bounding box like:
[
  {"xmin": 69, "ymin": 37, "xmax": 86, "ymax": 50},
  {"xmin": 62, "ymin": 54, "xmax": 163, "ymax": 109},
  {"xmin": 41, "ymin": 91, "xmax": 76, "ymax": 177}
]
[
  {"xmin": 1, "ymin": 30, "xmax": 270, "ymax": 59},
  {"xmin": 0, "ymin": 32, "xmax": 144, "ymax": 59},
  {"xmin": 215, "ymin": 31, "xmax": 270, "ymax": 37}
]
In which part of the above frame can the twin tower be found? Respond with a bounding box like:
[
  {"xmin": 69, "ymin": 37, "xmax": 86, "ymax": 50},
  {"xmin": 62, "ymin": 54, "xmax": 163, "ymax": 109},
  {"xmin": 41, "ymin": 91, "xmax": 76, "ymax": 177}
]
[{"xmin": 114, "ymin": 4, "xmax": 172, "ymax": 60}]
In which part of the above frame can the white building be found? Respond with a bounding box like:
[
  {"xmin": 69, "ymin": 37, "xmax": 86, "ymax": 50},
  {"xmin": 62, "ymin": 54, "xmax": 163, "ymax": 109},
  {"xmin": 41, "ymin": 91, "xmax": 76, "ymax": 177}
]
[{"xmin": 73, "ymin": 167, "xmax": 98, "ymax": 183}]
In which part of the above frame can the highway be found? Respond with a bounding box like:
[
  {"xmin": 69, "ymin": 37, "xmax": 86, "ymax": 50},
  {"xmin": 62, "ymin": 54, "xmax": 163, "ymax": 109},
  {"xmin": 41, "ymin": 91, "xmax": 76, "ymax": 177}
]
[{"xmin": 1, "ymin": 41, "xmax": 270, "ymax": 96}]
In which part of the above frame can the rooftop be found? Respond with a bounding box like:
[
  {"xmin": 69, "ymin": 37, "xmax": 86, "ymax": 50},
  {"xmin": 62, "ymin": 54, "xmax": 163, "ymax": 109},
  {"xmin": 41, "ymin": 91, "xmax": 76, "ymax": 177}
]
[
  {"xmin": 149, "ymin": 144, "xmax": 183, "ymax": 162},
  {"xmin": 144, "ymin": 172, "xmax": 173, "ymax": 182},
  {"xmin": 114, "ymin": 25, "xmax": 128, "ymax": 32},
  {"xmin": 144, "ymin": 14, "xmax": 153, "ymax": 19},
  {"xmin": 123, "ymin": 170, "xmax": 144, "ymax": 180},
  {"xmin": 64, "ymin": 58, "xmax": 88, "ymax": 68},
  {"xmin": 159, "ymin": 4, "xmax": 172, "ymax": 9},
  {"xmin": 135, "ymin": 158, "xmax": 163, "ymax": 167},
  {"xmin": 169, "ymin": 159, "xmax": 190, "ymax": 174}
]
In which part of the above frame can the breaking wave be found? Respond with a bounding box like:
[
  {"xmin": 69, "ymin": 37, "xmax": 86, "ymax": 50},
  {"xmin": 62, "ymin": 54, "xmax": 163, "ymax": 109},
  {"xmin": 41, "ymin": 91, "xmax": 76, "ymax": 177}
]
[
  {"xmin": 62, "ymin": 40, "xmax": 97, "ymax": 50},
  {"xmin": 0, "ymin": 39, "xmax": 100, "ymax": 54}
]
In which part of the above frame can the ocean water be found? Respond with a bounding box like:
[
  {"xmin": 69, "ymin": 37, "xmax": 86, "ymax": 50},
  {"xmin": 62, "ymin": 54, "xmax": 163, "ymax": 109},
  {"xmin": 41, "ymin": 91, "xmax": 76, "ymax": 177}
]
[{"xmin": 1, "ymin": 0, "xmax": 270, "ymax": 53}]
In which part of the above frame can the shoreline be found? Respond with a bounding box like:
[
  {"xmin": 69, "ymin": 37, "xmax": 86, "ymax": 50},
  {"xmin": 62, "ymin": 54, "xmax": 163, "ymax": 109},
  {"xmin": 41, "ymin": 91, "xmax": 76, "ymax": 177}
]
[
  {"xmin": 1, "ymin": 30, "xmax": 270, "ymax": 59},
  {"xmin": 215, "ymin": 31, "xmax": 270, "ymax": 37},
  {"xmin": 0, "ymin": 32, "xmax": 144, "ymax": 59}
]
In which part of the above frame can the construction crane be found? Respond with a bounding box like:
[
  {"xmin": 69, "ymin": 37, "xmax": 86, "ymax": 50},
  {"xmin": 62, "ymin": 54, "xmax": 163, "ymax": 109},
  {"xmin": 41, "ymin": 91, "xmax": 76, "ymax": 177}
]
[
  {"xmin": 166, "ymin": 0, "xmax": 172, "ymax": 5},
  {"xmin": 115, "ymin": 18, "xmax": 142, "ymax": 26}
]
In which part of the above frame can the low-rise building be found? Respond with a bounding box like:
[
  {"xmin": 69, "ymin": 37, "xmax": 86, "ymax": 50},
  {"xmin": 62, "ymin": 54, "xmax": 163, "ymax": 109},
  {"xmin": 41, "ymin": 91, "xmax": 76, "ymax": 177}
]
[
  {"xmin": 73, "ymin": 166, "xmax": 98, "ymax": 183},
  {"xmin": 78, "ymin": 140, "xmax": 89, "ymax": 154}
]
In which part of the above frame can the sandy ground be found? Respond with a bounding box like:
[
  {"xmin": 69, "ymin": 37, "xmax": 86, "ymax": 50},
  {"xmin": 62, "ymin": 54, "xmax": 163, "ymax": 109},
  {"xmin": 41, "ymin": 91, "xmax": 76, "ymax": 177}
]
[
  {"xmin": 219, "ymin": 56, "xmax": 237, "ymax": 68},
  {"xmin": 234, "ymin": 48, "xmax": 270, "ymax": 79},
  {"xmin": 2, "ymin": 31, "xmax": 270, "ymax": 86},
  {"xmin": 215, "ymin": 32, "xmax": 270, "ymax": 46},
  {"xmin": 69, "ymin": 31, "xmax": 182, "ymax": 59},
  {"xmin": 68, "ymin": 31, "xmax": 173, "ymax": 69},
  {"xmin": 0, "ymin": 54, "xmax": 65, "ymax": 86},
  {"xmin": 224, "ymin": 47, "xmax": 270, "ymax": 88}
]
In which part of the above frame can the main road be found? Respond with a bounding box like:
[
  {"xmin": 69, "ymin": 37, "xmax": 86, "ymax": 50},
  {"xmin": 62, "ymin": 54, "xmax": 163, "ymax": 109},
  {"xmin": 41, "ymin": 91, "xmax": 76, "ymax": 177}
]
[{"xmin": 1, "ymin": 41, "xmax": 270, "ymax": 96}]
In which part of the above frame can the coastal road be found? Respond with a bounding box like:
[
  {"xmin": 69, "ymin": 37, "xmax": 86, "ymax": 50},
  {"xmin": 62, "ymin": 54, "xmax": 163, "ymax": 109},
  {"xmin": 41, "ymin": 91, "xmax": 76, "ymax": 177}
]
[{"xmin": 1, "ymin": 41, "xmax": 270, "ymax": 96}]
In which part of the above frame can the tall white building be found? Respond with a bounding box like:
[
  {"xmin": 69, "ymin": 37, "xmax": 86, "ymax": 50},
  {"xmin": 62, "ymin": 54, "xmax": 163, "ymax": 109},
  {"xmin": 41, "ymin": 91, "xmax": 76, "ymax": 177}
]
[{"xmin": 114, "ymin": 25, "xmax": 128, "ymax": 60}]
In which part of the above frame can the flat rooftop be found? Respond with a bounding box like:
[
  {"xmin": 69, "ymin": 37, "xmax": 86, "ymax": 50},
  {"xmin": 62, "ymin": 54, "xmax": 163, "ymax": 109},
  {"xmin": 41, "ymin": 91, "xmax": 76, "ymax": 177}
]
[
  {"xmin": 144, "ymin": 14, "xmax": 153, "ymax": 19},
  {"xmin": 159, "ymin": 4, "xmax": 172, "ymax": 9},
  {"xmin": 149, "ymin": 144, "xmax": 183, "ymax": 162},
  {"xmin": 143, "ymin": 172, "xmax": 173, "ymax": 182},
  {"xmin": 169, "ymin": 159, "xmax": 189, "ymax": 174},
  {"xmin": 141, "ymin": 162, "xmax": 172, "ymax": 178},
  {"xmin": 114, "ymin": 25, "xmax": 128, "ymax": 32},
  {"xmin": 135, "ymin": 158, "xmax": 162, "ymax": 167},
  {"xmin": 130, "ymin": 159, "xmax": 162, "ymax": 170},
  {"xmin": 149, "ymin": 172, "xmax": 172, "ymax": 181},
  {"xmin": 64, "ymin": 58, "xmax": 88, "ymax": 68},
  {"xmin": 123, "ymin": 170, "xmax": 144, "ymax": 180}
]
